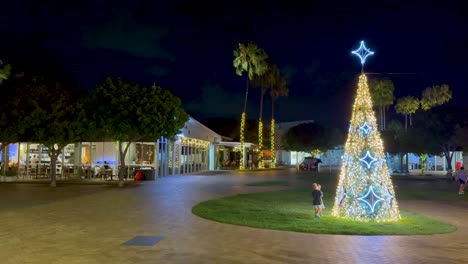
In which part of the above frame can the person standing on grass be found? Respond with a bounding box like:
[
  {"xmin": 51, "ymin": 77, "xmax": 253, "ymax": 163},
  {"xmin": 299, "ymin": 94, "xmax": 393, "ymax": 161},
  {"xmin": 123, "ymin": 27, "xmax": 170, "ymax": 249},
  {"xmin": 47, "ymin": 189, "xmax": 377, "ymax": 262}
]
[
  {"xmin": 312, "ymin": 183, "xmax": 324, "ymax": 218},
  {"xmin": 457, "ymin": 166, "xmax": 466, "ymax": 194}
]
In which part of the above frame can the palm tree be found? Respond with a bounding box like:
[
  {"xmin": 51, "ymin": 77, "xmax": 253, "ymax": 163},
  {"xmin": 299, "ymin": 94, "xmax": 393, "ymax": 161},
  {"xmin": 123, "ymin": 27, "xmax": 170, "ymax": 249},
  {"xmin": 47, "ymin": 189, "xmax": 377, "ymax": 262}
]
[
  {"xmin": 421, "ymin": 84, "xmax": 452, "ymax": 111},
  {"xmin": 395, "ymin": 96, "xmax": 419, "ymax": 173},
  {"xmin": 0, "ymin": 60, "xmax": 11, "ymax": 85},
  {"xmin": 395, "ymin": 96, "xmax": 420, "ymax": 129},
  {"xmin": 0, "ymin": 60, "xmax": 11, "ymax": 176},
  {"xmin": 233, "ymin": 42, "xmax": 268, "ymax": 169},
  {"xmin": 269, "ymin": 67, "xmax": 288, "ymax": 168},
  {"xmin": 250, "ymin": 64, "xmax": 275, "ymax": 168},
  {"xmin": 369, "ymin": 78, "xmax": 395, "ymax": 130}
]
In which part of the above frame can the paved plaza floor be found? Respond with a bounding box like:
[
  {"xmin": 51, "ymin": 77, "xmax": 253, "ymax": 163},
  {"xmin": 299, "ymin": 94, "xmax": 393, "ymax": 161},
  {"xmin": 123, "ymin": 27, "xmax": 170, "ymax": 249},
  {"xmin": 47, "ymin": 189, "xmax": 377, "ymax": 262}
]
[{"xmin": 0, "ymin": 169, "xmax": 467, "ymax": 264}]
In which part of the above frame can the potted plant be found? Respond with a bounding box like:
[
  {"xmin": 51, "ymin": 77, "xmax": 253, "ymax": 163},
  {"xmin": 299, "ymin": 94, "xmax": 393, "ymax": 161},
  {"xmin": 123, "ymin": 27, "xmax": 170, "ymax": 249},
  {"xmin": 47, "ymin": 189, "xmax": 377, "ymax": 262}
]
[{"xmin": 4, "ymin": 167, "xmax": 17, "ymax": 182}]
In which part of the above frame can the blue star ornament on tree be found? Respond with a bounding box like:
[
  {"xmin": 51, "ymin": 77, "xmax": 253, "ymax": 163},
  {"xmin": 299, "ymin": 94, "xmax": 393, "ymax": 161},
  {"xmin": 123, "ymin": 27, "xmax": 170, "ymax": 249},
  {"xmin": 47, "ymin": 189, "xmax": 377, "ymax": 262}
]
[
  {"xmin": 351, "ymin": 41, "xmax": 374, "ymax": 65},
  {"xmin": 358, "ymin": 186, "xmax": 384, "ymax": 213},
  {"xmin": 359, "ymin": 150, "xmax": 377, "ymax": 169},
  {"xmin": 359, "ymin": 122, "xmax": 372, "ymax": 136}
]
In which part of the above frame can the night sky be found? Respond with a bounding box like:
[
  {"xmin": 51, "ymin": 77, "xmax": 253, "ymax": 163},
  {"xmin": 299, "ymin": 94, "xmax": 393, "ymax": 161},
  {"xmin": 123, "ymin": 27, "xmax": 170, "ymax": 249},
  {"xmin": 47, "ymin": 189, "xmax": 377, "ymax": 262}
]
[{"xmin": 1, "ymin": 1, "xmax": 467, "ymax": 129}]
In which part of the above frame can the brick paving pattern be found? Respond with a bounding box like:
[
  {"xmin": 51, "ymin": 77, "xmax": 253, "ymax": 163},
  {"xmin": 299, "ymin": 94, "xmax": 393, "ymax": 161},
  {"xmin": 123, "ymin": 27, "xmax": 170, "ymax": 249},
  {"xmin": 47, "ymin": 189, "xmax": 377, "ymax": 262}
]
[{"xmin": 0, "ymin": 170, "xmax": 467, "ymax": 263}]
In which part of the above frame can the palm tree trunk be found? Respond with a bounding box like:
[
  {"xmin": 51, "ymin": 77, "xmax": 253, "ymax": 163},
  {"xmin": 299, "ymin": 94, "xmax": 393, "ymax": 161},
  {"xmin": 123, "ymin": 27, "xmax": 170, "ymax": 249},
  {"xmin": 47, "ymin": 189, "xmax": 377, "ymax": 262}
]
[
  {"xmin": 258, "ymin": 90, "xmax": 265, "ymax": 169},
  {"xmin": 399, "ymin": 153, "xmax": 404, "ymax": 173},
  {"xmin": 404, "ymin": 114, "xmax": 409, "ymax": 173},
  {"xmin": 380, "ymin": 105, "xmax": 383, "ymax": 130},
  {"xmin": 270, "ymin": 99, "xmax": 276, "ymax": 168},
  {"xmin": 239, "ymin": 76, "xmax": 249, "ymax": 169},
  {"xmin": 383, "ymin": 106, "xmax": 387, "ymax": 130},
  {"xmin": 259, "ymin": 90, "xmax": 264, "ymax": 121},
  {"xmin": 243, "ymin": 76, "xmax": 249, "ymax": 113}
]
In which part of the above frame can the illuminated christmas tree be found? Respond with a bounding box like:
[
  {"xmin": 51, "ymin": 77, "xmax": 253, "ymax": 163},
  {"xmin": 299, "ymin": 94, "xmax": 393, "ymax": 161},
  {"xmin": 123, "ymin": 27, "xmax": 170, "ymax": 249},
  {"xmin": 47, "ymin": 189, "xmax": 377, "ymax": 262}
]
[{"xmin": 332, "ymin": 41, "xmax": 400, "ymax": 222}]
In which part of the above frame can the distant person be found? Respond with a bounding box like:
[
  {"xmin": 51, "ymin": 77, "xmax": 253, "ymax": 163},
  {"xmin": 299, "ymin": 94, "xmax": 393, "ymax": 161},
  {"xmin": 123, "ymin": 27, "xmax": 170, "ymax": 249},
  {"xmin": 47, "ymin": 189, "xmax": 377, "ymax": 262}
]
[
  {"xmin": 312, "ymin": 183, "xmax": 324, "ymax": 218},
  {"xmin": 103, "ymin": 161, "xmax": 110, "ymax": 170},
  {"xmin": 457, "ymin": 167, "xmax": 466, "ymax": 194}
]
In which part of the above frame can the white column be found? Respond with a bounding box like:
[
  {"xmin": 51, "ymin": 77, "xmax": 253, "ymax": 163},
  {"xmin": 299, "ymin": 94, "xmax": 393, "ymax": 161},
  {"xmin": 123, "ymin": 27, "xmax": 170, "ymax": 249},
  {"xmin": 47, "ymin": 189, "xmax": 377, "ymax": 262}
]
[
  {"xmin": 188, "ymin": 143, "xmax": 192, "ymax": 173},
  {"xmin": 171, "ymin": 141, "xmax": 176, "ymax": 175},
  {"xmin": 209, "ymin": 144, "xmax": 215, "ymax": 170},
  {"xmin": 154, "ymin": 139, "xmax": 159, "ymax": 178},
  {"xmin": 443, "ymin": 155, "xmax": 446, "ymax": 171},
  {"xmin": 164, "ymin": 138, "xmax": 169, "ymax": 176}
]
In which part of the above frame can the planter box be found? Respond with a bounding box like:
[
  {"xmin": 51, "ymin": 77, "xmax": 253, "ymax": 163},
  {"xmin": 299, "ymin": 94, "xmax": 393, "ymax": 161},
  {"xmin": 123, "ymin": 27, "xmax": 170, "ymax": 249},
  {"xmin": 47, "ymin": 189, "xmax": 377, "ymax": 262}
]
[{"xmin": 4, "ymin": 176, "xmax": 17, "ymax": 182}]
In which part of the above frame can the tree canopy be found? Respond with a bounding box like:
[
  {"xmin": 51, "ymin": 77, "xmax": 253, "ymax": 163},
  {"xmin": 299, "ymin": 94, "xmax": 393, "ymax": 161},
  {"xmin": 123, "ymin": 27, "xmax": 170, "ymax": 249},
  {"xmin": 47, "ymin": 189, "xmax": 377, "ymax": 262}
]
[
  {"xmin": 369, "ymin": 77, "xmax": 394, "ymax": 130},
  {"xmin": 395, "ymin": 96, "xmax": 420, "ymax": 128},
  {"xmin": 233, "ymin": 42, "xmax": 269, "ymax": 80},
  {"xmin": 17, "ymin": 73, "xmax": 85, "ymax": 187},
  {"xmin": 87, "ymin": 77, "xmax": 188, "ymax": 186},
  {"xmin": 421, "ymin": 84, "xmax": 452, "ymax": 111},
  {"xmin": 0, "ymin": 60, "xmax": 11, "ymax": 83},
  {"xmin": 281, "ymin": 122, "xmax": 342, "ymax": 155},
  {"xmin": 407, "ymin": 107, "xmax": 462, "ymax": 169}
]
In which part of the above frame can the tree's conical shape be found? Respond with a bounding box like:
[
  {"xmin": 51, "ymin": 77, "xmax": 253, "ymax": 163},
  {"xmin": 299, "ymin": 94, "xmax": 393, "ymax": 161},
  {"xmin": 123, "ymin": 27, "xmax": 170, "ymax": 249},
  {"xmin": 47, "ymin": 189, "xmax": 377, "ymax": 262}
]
[{"xmin": 332, "ymin": 74, "xmax": 400, "ymax": 222}]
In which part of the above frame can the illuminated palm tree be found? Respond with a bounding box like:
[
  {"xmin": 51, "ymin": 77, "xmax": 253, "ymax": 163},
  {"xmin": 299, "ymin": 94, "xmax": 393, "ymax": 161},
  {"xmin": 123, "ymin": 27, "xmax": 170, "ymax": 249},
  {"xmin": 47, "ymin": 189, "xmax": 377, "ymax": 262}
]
[
  {"xmin": 269, "ymin": 66, "xmax": 288, "ymax": 168},
  {"xmin": 369, "ymin": 77, "xmax": 394, "ymax": 130},
  {"xmin": 395, "ymin": 96, "xmax": 420, "ymax": 129},
  {"xmin": 395, "ymin": 96, "xmax": 420, "ymax": 172},
  {"xmin": 250, "ymin": 64, "xmax": 276, "ymax": 168},
  {"xmin": 233, "ymin": 42, "xmax": 268, "ymax": 169}
]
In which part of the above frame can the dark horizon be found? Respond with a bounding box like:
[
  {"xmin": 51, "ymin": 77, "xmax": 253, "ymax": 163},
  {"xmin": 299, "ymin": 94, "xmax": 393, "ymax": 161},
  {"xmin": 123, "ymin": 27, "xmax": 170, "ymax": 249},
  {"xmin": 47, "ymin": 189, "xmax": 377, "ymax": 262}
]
[{"xmin": 1, "ymin": 1, "xmax": 467, "ymax": 129}]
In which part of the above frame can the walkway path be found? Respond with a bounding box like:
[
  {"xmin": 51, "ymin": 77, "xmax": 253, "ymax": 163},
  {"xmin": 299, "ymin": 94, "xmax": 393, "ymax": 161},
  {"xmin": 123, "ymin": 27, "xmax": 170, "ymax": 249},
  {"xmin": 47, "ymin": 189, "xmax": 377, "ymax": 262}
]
[{"xmin": 0, "ymin": 170, "xmax": 467, "ymax": 264}]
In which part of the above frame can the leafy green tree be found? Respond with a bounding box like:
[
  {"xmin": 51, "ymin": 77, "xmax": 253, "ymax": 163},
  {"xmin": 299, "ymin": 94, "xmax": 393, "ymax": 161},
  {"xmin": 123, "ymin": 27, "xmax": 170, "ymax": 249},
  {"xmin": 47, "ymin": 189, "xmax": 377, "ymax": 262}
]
[
  {"xmin": 453, "ymin": 124, "xmax": 468, "ymax": 151},
  {"xmin": 0, "ymin": 64, "xmax": 19, "ymax": 176},
  {"xmin": 281, "ymin": 123, "xmax": 340, "ymax": 155},
  {"xmin": 0, "ymin": 60, "xmax": 11, "ymax": 84},
  {"xmin": 395, "ymin": 96, "xmax": 420, "ymax": 128},
  {"xmin": 369, "ymin": 77, "xmax": 395, "ymax": 130},
  {"xmin": 421, "ymin": 84, "xmax": 452, "ymax": 111},
  {"xmin": 410, "ymin": 108, "xmax": 460, "ymax": 170},
  {"xmin": 87, "ymin": 78, "xmax": 188, "ymax": 187},
  {"xmin": 233, "ymin": 42, "xmax": 268, "ymax": 169},
  {"xmin": 19, "ymin": 75, "xmax": 85, "ymax": 187}
]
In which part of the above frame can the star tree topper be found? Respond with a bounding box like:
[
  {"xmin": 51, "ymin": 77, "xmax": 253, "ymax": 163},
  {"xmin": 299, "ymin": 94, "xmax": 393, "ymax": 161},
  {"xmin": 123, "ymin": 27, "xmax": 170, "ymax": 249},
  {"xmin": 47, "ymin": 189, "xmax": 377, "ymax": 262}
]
[{"xmin": 351, "ymin": 41, "xmax": 374, "ymax": 70}]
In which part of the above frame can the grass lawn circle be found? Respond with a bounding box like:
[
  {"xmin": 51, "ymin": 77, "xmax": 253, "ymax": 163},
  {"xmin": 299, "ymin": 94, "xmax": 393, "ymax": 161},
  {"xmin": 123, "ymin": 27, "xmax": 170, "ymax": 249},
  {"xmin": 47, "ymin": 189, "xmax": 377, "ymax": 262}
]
[{"xmin": 192, "ymin": 188, "xmax": 456, "ymax": 236}]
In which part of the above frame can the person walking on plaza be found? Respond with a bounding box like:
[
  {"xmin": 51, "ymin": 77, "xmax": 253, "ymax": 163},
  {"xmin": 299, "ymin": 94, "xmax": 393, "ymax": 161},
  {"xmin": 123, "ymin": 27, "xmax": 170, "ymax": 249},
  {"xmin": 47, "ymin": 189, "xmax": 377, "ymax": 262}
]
[
  {"xmin": 456, "ymin": 166, "xmax": 466, "ymax": 194},
  {"xmin": 312, "ymin": 183, "xmax": 324, "ymax": 218}
]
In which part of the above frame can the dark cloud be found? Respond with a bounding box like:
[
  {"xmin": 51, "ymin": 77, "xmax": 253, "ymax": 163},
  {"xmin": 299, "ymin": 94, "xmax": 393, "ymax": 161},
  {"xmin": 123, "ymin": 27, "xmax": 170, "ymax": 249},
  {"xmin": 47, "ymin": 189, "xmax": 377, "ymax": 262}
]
[
  {"xmin": 81, "ymin": 9, "xmax": 174, "ymax": 61},
  {"xmin": 184, "ymin": 81, "xmax": 256, "ymax": 119},
  {"xmin": 145, "ymin": 66, "xmax": 170, "ymax": 77}
]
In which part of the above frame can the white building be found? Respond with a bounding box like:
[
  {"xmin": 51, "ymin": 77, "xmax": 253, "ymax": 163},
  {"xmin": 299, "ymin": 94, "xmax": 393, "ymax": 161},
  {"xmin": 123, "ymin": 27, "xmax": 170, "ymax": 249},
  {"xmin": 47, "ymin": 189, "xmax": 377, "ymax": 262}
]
[
  {"xmin": 1, "ymin": 117, "xmax": 257, "ymax": 180},
  {"xmin": 274, "ymin": 120, "xmax": 314, "ymax": 166}
]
